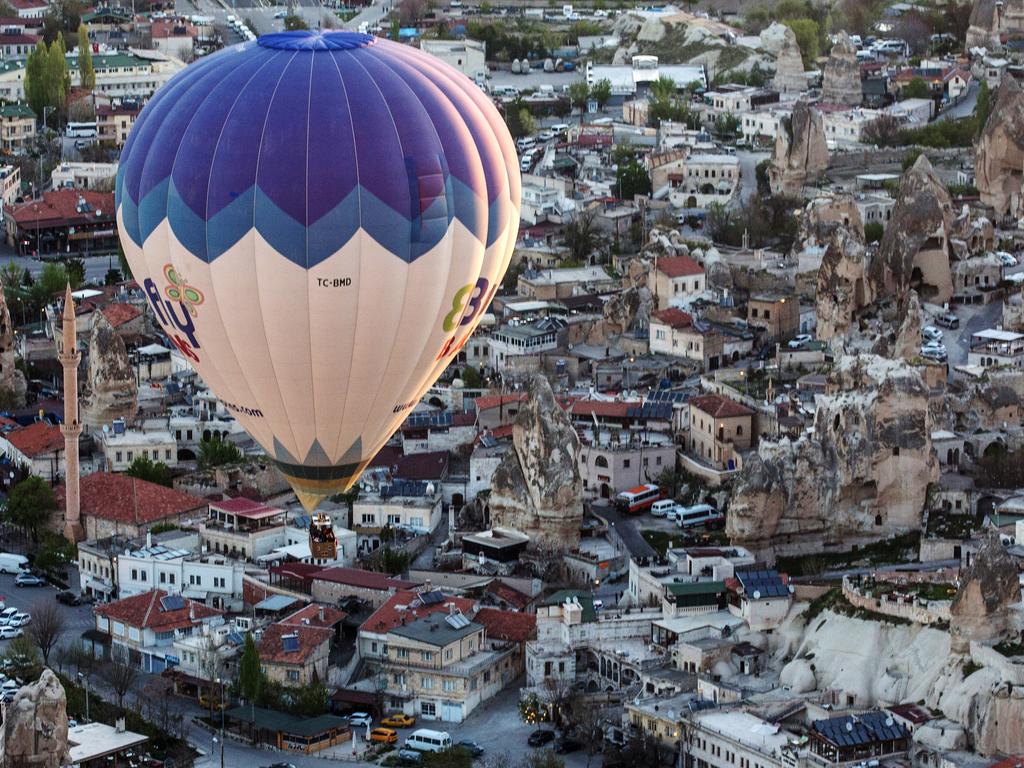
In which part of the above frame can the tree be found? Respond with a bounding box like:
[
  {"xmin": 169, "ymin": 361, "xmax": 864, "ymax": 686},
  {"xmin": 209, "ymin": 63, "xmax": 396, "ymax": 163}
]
[
  {"xmin": 615, "ymin": 156, "xmax": 651, "ymax": 200},
  {"xmin": 76, "ymin": 24, "xmax": 94, "ymax": 90},
  {"xmin": 460, "ymin": 365, "xmax": 482, "ymax": 388},
  {"xmin": 24, "ymin": 44, "xmax": 47, "ymax": 117},
  {"xmin": 101, "ymin": 649, "xmax": 139, "ymax": 710},
  {"xmin": 283, "ymin": 14, "xmax": 308, "ymax": 30},
  {"xmin": 237, "ymin": 632, "xmax": 262, "ymax": 704},
  {"xmin": 46, "ymin": 34, "xmax": 70, "ymax": 116},
  {"xmin": 713, "ymin": 113, "xmax": 741, "ymax": 138},
  {"xmin": 4, "ymin": 635, "xmax": 42, "ymax": 682},
  {"xmin": 568, "ymin": 80, "xmax": 589, "ymax": 123},
  {"xmin": 783, "ymin": 18, "xmax": 819, "ymax": 68},
  {"xmin": 862, "ymin": 114, "xmax": 902, "ymax": 147},
  {"xmin": 975, "ymin": 80, "xmax": 992, "ymax": 134},
  {"xmin": 6, "ymin": 476, "xmax": 57, "ymax": 544},
  {"xmin": 563, "ymin": 208, "xmax": 598, "ymax": 263},
  {"xmin": 27, "ymin": 601, "xmax": 65, "ymax": 665},
  {"xmin": 126, "ymin": 455, "xmax": 173, "ymax": 487},
  {"xmin": 104, "ymin": 268, "xmax": 121, "ymax": 286},
  {"xmin": 0, "ymin": 263, "xmax": 24, "ymax": 290},
  {"xmin": 398, "ymin": 0, "xmax": 427, "ymax": 25},
  {"xmin": 65, "ymin": 257, "xmax": 84, "ymax": 288},
  {"xmin": 590, "ymin": 78, "xmax": 612, "ymax": 111},
  {"xmin": 864, "ymin": 221, "xmax": 884, "ymax": 243},
  {"xmin": 504, "ymin": 104, "xmax": 536, "ymax": 139},
  {"xmin": 198, "ymin": 438, "xmax": 242, "ymax": 468},
  {"xmin": 901, "ymin": 76, "xmax": 931, "ymax": 100}
]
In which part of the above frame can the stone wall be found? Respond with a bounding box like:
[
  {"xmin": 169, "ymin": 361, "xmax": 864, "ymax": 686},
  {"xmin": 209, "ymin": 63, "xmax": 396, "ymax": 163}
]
[{"xmin": 842, "ymin": 576, "xmax": 951, "ymax": 625}]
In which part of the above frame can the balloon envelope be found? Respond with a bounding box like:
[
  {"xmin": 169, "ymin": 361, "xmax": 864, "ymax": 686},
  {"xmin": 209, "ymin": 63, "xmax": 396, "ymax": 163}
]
[{"xmin": 116, "ymin": 31, "xmax": 521, "ymax": 508}]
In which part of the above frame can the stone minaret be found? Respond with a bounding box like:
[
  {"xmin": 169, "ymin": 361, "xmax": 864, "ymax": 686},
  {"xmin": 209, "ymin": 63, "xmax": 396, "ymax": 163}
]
[{"xmin": 59, "ymin": 285, "xmax": 83, "ymax": 543}]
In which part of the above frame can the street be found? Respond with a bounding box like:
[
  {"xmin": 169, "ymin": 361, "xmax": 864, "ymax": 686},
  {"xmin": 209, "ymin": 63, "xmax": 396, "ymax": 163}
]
[
  {"xmin": 936, "ymin": 79, "xmax": 980, "ymax": 122},
  {"xmin": 0, "ymin": 252, "xmax": 117, "ymax": 283}
]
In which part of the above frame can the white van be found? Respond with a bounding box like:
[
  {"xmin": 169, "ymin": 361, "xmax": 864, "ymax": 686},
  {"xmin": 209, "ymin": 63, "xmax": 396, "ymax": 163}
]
[
  {"xmin": 516, "ymin": 137, "xmax": 536, "ymax": 152},
  {"xmin": 651, "ymin": 499, "xmax": 678, "ymax": 518},
  {"xmin": 405, "ymin": 729, "xmax": 452, "ymax": 752},
  {"xmin": 0, "ymin": 553, "xmax": 28, "ymax": 574}
]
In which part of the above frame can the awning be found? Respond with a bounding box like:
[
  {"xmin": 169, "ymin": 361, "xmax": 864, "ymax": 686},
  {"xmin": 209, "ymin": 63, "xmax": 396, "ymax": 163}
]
[
  {"xmin": 182, "ymin": 588, "xmax": 208, "ymax": 600},
  {"xmin": 68, "ymin": 229, "xmax": 115, "ymax": 240},
  {"xmin": 254, "ymin": 594, "xmax": 299, "ymax": 612}
]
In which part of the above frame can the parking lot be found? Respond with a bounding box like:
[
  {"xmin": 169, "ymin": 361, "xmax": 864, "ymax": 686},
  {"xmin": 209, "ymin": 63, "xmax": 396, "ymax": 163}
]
[{"xmin": 0, "ymin": 569, "xmax": 95, "ymax": 653}]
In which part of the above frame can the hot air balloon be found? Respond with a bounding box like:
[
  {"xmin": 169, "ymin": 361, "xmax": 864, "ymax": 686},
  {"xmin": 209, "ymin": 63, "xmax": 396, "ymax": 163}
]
[{"xmin": 115, "ymin": 31, "xmax": 521, "ymax": 521}]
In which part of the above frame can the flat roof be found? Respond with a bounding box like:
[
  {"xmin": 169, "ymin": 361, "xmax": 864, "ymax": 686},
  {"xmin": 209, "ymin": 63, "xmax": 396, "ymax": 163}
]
[
  {"xmin": 693, "ymin": 710, "xmax": 791, "ymax": 755},
  {"xmin": 254, "ymin": 595, "xmax": 300, "ymax": 612},
  {"xmin": 973, "ymin": 329, "xmax": 1024, "ymax": 342},
  {"xmin": 68, "ymin": 722, "xmax": 149, "ymax": 764}
]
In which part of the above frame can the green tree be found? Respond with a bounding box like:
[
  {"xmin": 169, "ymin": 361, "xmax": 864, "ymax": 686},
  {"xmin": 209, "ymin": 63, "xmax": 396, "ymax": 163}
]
[
  {"xmin": 0, "ymin": 263, "xmax": 24, "ymax": 291},
  {"xmin": 975, "ymin": 80, "xmax": 991, "ymax": 134},
  {"xmin": 126, "ymin": 455, "xmax": 173, "ymax": 487},
  {"xmin": 76, "ymin": 24, "xmax": 94, "ymax": 90},
  {"xmin": 46, "ymin": 33, "xmax": 70, "ymax": 115},
  {"xmin": 713, "ymin": 113, "xmax": 741, "ymax": 138},
  {"xmin": 237, "ymin": 633, "xmax": 263, "ymax": 703},
  {"xmin": 901, "ymin": 76, "xmax": 931, "ymax": 99},
  {"xmin": 615, "ymin": 157, "xmax": 651, "ymax": 200},
  {"xmin": 783, "ymin": 18, "xmax": 819, "ymax": 68},
  {"xmin": 284, "ymin": 14, "xmax": 309, "ymax": 30},
  {"xmin": 198, "ymin": 438, "xmax": 242, "ymax": 469},
  {"xmin": 590, "ymin": 77, "xmax": 611, "ymax": 111},
  {"xmin": 864, "ymin": 221, "xmax": 884, "ymax": 243},
  {"xmin": 5, "ymin": 476, "xmax": 57, "ymax": 544},
  {"xmin": 32, "ymin": 263, "xmax": 68, "ymax": 307},
  {"xmin": 64, "ymin": 257, "xmax": 84, "ymax": 288},
  {"xmin": 24, "ymin": 44, "xmax": 46, "ymax": 117},
  {"xmin": 293, "ymin": 681, "xmax": 328, "ymax": 717},
  {"xmin": 567, "ymin": 80, "xmax": 589, "ymax": 122},
  {"xmin": 459, "ymin": 365, "xmax": 482, "ymax": 388},
  {"xmin": 104, "ymin": 268, "xmax": 121, "ymax": 286},
  {"xmin": 504, "ymin": 104, "xmax": 536, "ymax": 139}
]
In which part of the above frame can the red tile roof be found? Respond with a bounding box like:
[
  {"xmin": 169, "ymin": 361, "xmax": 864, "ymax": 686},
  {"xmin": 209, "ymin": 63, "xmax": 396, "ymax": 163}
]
[
  {"xmin": 7, "ymin": 189, "xmax": 114, "ymax": 228},
  {"xmin": 8, "ymin": 0, "xmax": 46, "ymax": 9},
  {"xmin": 210, "ymin": 497, "xmax": 282, "ymax": 519},
  {"xmin": 0, "ymin": 33, "xmax": 37, "ymax": 44},
  {"xmin": 360, "ymin": 590, "xmax": 477, "ymax": 635},
  {"xmin": 313, "ymin": 567, "xmax": 419, "ymax": 592},
  {"xmin": 366, "ymin": 444, "xmax": 402, "ymax": 470},
  {"xmin": 569, "ymin": 399, "xmax": 638, "ymax": 419},
  {"xmin": 474, "ymin": 607, "xmax": 537, "ymax": 643},
  {"xmin": 690, "ymin": 394, "xmax": 754, "ymax": 419},
  {"xmin": 279, "ymin": 603, "xmax": 346, "ymax": 629},
  {"xmin": 485, "ymin": 579, "xmax": 533, "ymax": 610},
  {"xmin": 657, "ymin": 255, "xmax": 704, "ymax": 278},
  {"xmin": 5, "ymin": 421, "xmax": 63, "ymax": 457},
  {"xmin": 95, "ymin": 589, "xmax": 222, "ymax": 631},
  {"xmin": 652, "ymin": 308, "xmax": 694, "ymax": 329},
  {"xmin": 474, "ymin": 393, "xmax": 526, "ymax": 411},
  {"xmin": 55, "ymin": 472, "xmax": 208, "ymax": 525},
  {"xmin": 150, "ymin": 18, "xmax": 196, "ymax": 38},
  {"xmin": 395, "ymin": 450, "xmax": 448, "ymax": 481},
  {"xmin": 100, "ymin": 302, "xmax": 141, "ymax": 328},
  {"xmin": 258, "ymin": 622, "xmax": 331, "ymax": 665}
]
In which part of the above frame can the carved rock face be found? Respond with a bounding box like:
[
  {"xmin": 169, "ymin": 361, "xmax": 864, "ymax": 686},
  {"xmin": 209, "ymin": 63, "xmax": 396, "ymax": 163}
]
[
  {"xmin": 976, "ymin": 75, "xmax": 1024, "ymax": 219},
  {"xmin": 0, "ymin": 280, "xmax": 26, "ymax": 407},
  {"xmin": 1, "ymin": 669, "xmax": 71, "ymax": 768},
  {"xmin": 489, "ymin": 374, "xmax": 583, "ymax": 551},
  {"xmin": 82, "ymin": 314, "xmax": 137, "ymax": 429},
  {"xmin": 768, "ymin": 101, "xmax": 828, "ymax": 197},
  {"xmin": 821, "ymin": 32, "xmax": 862, "ymax": 106},
  {"xmin": 950, "ymin": 533, "xmax": 1022, "ymax": 649}
]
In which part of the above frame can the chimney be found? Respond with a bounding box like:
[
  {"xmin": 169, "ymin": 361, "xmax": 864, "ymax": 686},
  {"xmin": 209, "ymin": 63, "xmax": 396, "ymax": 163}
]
[
  {"xmin": 146, "ymin": 531, "xmax": 152, "ymax": 548},
  {"xmin": 318, "ymin": 607, "xmax": 324, "ymax": 622},
  {"xmin": 425, "ymin": 578, "xmax": 432, "ymax": 591},
  {"xmin": 115, "ymin": 718, "xmax": 125, "ymax": 733},
  {"xmin": 449, "ymin": 603, "xmax": 457, "ymax": 616},
  {"xmin": 189, "ymin": 605, "xmax": 195, "ymax": 620}
]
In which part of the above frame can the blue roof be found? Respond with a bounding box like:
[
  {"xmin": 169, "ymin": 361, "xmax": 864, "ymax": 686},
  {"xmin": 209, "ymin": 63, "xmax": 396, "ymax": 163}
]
[
  {"xmin": 116, "ymin": 30, "xmax": 518, "ymax": 267},
  {"xmin": 254, "ymin": 594, "xmax": 300, "ymax": 611}
]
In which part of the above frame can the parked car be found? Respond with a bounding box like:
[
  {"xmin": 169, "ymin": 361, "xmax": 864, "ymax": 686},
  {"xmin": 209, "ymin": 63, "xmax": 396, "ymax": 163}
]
[
  {"xmin": 528, "ymin": 729, "xmax": 556, "ymax": 747},
  {"xmin": 538, "ymin": 129, "xmax": 554, "ymax": 141},
  {"xmin": 0, "ymin": 626, "xmax": 22, "ymax": 639},
  {"xmin": 787, "ymin": 334, "xmax": 813, "ymax": 349},
  {"xmin": 997, "ymin": 251, "xmax": 1017, "ymax": 267},
  {"xmin": 0, "ymin": 608, "xmax": 17, "ymax": 621},
  {"xmin": 922, "ymin": 326, "xmax": 943, "ymax": 343},
  {"xmin": 347, "ymin": 712, "xmax": 373, "ymax": 728},
  {"xmin": 396, "ymin": 749, "xmax": 423, "ymax": 765},
  {"xmin": 554, "ymin": 737, "xmax": 583, "ymax": 754},
  {"xmin": 456, "ymin": 740, "xmax": 485, "ymax": 757},
  {"xmin": 381, "ymin": 713, "xmax": 416, "ymax": 728},
  {"xmin": 9, "ymin": 613, "xmax": 30, "ymax": 627},
  {"xmin": 15, "ymin": 573, "xmax": 44, "ymax": 587},
  {"xmin": 369, "ymin": 728, "xmax": 398, "ymax": 744},
  {"xmin": 55, "ymin": 591, "xmax": 81, "ymax": 606},
  {"xmin": 273, "ymin": 10, "xmax": 286, "ymax": 17},
  {"xmin": 261, "ymin": 763, "xmax": 296, "ymax": 768},
  {"xmin": 920, "ymin": 346, "xmax": 947, "ymax": 361},
  {"xmin": 1, "ymin": 679, "xmax": 18, "ymax": 691},
  {"xmin": 936, "ymin": 312, "xmax": 959, "ymax": 329}
]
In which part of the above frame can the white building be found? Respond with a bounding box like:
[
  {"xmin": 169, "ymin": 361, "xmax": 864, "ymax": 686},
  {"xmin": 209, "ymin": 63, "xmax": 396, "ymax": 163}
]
[
  {"xmin": 468, "ymin": 442, "xmax": 507, "ymax": 500},
  {"xmin": 739, "ymin": 107, "xmax": 790, "ymax": 144},
  {"xmin": 587, "ymin": 57, "xmax": 705, "ymax": 97},
  {"xmin": 51, "ymin": 162, "xmax": 118, "ymax": 191},
  {"xmin": 488, "ymin": 319, "xmax": 562, "ymax": 372},
  {"xmin": 685, "ymin": 708, "xmax": 799, "ymax": 768},
  {"xmin": 352, "ymin": 483, "xmax": 444, "ymax": 546},
  {"xmin": 420, "ymin": 38, "xmax": 486, "ymax": 81},
  {"xmin": 855, "ymin": 192, "xmax": 895, "ymax": 228},
  {"xmin": 99, "ymin": 427, "xmax": 177, "ymax": 472},
  {"xmin": 666, "ymin": 153, "xmax": 740, "ymax": 209},
  {"xmin": 116, "ymin": 542, "xmax": 246, "ymax": 611},
  {"xmin": 0, "ymin": 165, "xmax": 19, "ymax": 207},
  {"xmin": 822, "ymin": 107, "xmax": 882, "ymax": 145},
  {"xmin": 968, "ymin": 329, "xmax": 1024, "ymax": 369}
]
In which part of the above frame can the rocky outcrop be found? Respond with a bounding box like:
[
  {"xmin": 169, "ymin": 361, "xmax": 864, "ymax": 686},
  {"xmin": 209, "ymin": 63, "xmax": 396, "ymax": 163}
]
[
  {"xmin": 893, "ymin": 290, "xmax": 922, "ymax": 360},
  {"xmin": 0, "ymin": 280, "xmax": 26, "ymax": 407},
  {"xmin": 489, "ymin": 374, "xmax": 582, "ymax": 551},
  {"xmin": 0, "ymin": 669, "xmax": 71, "ymax": 768},
  {"xmin": 871, "ymin": 155, "xmax": 954, "ymax": 304},
  {"xmin": 601, "ymin": 286, "xmax": 653, "ymax": 337},
  {"xmin": 762, "ymin": 23, "xmax": 805, "ymax": 93},
  {"xmin": 950, "ymin": 534, "xmax": 1022, "ymax": 651},
  {"xmin": 967, "ymin": 0, "xmax": 1024, "ymax": 48},
  {"xmin": 1004, "ymin": 291, "xmax": 1024, "ymax": 331},
  {"xmin": 82, "ymin": 313, "xmax": 137, "ymax": 429},
  {"xmin": 976, "ymin": 75, "xmax": 1024, "ymax": 220},
  {"xmin": 768, "ymin": 101, "xmax": 828, "ymax": 197},
  {"xmin": 821, "ymin": 32, "xmax": 861, "ymax": 106},
  {"xmin": 815, "ymin": 228, "xmax": 873, "ymax": 341},
  {"xmin": 728, "ymin": 355, "xmax": 938, "ymax": 562}
]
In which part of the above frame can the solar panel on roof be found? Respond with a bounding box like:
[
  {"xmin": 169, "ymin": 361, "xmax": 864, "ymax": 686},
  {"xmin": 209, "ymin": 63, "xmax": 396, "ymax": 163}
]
[
  {"xmin": 282, "ymin": 633, "xmax": 299, "ymax": 652},
  {"xmin": 160, "ymin": 594, "xmax": 185, "ymax": 611},
  {"xmin": 419, "ymin": 590, "xmax": 445, "ymax": 605},
  {"xmin": 445, "ymin": 612, "xmax": 471, "ymax": 629}
]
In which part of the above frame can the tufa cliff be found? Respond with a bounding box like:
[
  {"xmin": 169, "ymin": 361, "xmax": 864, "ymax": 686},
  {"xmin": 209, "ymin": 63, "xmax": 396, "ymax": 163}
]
[
  {"xmin": 82, "ymin": 313, "xmax": 138, "ymax": 429},
  {"xmin": 0, "ymin": 669, "xmax": 71, "ymax": 768},
  {"xmin": 950, "ymin": 533, "xmax": 1022, "ymax": 651},
  {"xmin": 975, "ymin": 74, "xmax": 1024, "ymax": 220},
  {"xmin": 821, "ymin": 32, "xmax": 862, "ymax": 106},
  {"xmin": 768, "ymin": 101, "xmax": 828, "ymax": 197},
  {"xmin": 0, "ymin": 280, "xmax": 26, "ymax": 407}
]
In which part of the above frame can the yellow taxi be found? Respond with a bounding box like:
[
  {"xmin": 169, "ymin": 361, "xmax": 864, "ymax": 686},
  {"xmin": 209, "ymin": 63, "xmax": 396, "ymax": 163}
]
[
  {"xmin": 369, "ymin": 727, "xmax": 398, "ymax": 744},
  {"xmin": 381, "ymin": 713, "xmax": 416, "ymax": 728}
]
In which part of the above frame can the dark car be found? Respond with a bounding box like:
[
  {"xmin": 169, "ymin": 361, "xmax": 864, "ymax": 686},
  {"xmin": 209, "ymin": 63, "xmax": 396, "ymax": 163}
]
[
  {"xmin": 528, "ymin": 729, "xmax": 556, "ymax": 747},
  {"xmin": 396, "ymin": 749, "xmax": 422, "ymax": 765},
  {"xmin": 554, "ymin": 737, "xmax": 583, "ymax": 754},
  {"xmin": 456, "ymin": 739, "xmax": 485, "ymax": 757},
  {"xmin": 261, "ymin": 763, "xmax": 296, "ymax": 768},
  {"xmin": 55, "ymin": 591, "xmax": 81, "ymax": 606}
]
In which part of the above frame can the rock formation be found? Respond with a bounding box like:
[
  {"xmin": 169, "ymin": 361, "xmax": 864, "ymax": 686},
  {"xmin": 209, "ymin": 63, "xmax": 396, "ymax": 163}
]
[
  {"xmin": 950, "ymin": 533, "xmax": 1022, "ymax": 651},
  {"xmin": 762, "ymin": 23, "xmax": 805, "ymax": 93},
  {"xmin": 489, "ymin": 374, "xmax": 583, "ymax": 551},
  {"xmin": 967, "ymin": 0, "xmax": 1024, "ymax": 48},
  {"xmin": 0, "ymin": 669, "xmax": 71, "ymax": 768},
  {"xmin": 871, "ymin": 155, "xmax": 954, "ymax": 304},
  {"xmin": 821, "ymin": 32, "xmax": 862, "ymax": 106},
  {"xmin": 0, "ymin": 279, "xmax": 26, "ymax": 407},
  {"xmin": 1003, "ymin": 291, "xmax": 1024, "ymax": 331},
  {"xmin": 599, "ymin": 286, "xmax": 653, "ymax": 338},
  {"xmin": 82, "ymin": 313, "xmax": 138, "ymax": 429},
  {"xmin": 892, "ymin": 290, "xmax": 922, "ymax": 360},
  {"xmin": 728, "ymin": 355, "xmax": 939, "ymax": 562},
  {"xmin": 768, "ymin": 101, "xmax": 828, "ymax": 197},
  {"xmin": 975, "ymin": 75, "xmax": 1024, "ymax": 220},
  {"xmin": 815, "ymin": 227, "xmax": 873, "ymax": 341}
]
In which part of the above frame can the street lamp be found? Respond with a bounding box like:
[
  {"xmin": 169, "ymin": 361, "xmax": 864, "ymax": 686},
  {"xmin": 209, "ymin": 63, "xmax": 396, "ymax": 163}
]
[
  {"xmin": 76, "ymin": 672, "xmax": 89, "ymax": 722},
  {"xmin": 215, "ymin": 677, "xmax": 225, "ymax": 768}
]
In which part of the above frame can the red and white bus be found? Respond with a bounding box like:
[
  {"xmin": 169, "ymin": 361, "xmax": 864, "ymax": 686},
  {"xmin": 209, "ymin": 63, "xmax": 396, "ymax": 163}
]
[{"xmin": 614, "ymin": 484, "xmax": 663, "ymax": 514}]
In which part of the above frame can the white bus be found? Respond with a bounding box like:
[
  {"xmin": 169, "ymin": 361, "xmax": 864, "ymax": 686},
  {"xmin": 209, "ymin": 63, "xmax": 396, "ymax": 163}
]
[
  {"xmin": 66, "ymin": 122, "xmax": 98, "ymax": 138},
  {"xmin": 675, "ymin": 504, "xmax": 724, "ymax": 528},
  {"xmin": 614, "ymin": 484, "xmax": 662, "ymax": 514},
  {"xmin": 405, "ymin": 729, "xmax": 452, "ymax": 752}
]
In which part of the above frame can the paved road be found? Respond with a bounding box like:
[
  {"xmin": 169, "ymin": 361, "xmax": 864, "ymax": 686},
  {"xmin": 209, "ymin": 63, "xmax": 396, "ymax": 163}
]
[
  {"xmin": 937, "ymin": 80, "xmax": 979, "ymax": 122},
  {"xmin": 342, "ymin": 0, "xmax": 392, "ymax": 31},
  {"xmin": 736, "ymin": 149, "xmax": 770, "ymax": 205},
  {"xmin": 943, "ymin": 298, "xmax": 1002, "ymax": 366},
  {"xmin": 0, "ymin": 570, "xmax": 95, "ymax": 653},
  {"xmin": 0, "ymin": 253, "xmax": 116, "ymax": 283}
]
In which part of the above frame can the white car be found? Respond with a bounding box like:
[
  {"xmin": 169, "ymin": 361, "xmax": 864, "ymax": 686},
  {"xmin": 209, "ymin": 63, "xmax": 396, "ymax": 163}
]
[
  {"xmin": 787, "ymin": 334, "xmax": 813, "ymax": 349},
  {"xmin": 348, "ymin": 712, "xmax": 373, "ymax": 728},
  {"xmin": 538, "ymin": 130, "xmax": 554, "ymax": 141},
  {"xmin": 996, "ymin": 251, "xmax": 1017, "ymax": 268},
  {"xmin": 0, "ymin": 627, "xmax": 22, "ymax": 639},
  {"xmin": 9, "ymin": 613, "xmax": 30, "ymax": 627},
  {"xmin": 921, "ymin": 345, "xmax": 947, "ymax": 361},
  {"xmin": 922, "ymin": 326, "xmax": 942, "ymax": 343},
  {"xmin": 1, "ymin": 679, "xmax": 18, "ymax": 691}
]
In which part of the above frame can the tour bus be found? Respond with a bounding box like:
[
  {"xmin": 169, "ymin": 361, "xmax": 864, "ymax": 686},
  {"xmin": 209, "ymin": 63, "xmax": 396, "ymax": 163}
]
[
  {"xmin": 614, "ymin": 484, "xmax": 662, "ymax": 514},
  {"xmin": 405, "ymin": 729, "xmax": 452, "ymax": 753},
  {"xmin": 66, "ymin": 122, "xmax": 98, "ymax": 139},
  {"xmin": 675, "ymin": 504, "xmax": 724, "ymax": 529}
]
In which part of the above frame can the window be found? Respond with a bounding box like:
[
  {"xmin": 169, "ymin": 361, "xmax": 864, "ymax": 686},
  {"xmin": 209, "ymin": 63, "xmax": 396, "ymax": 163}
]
[
  {"xmin": 97, "ymin": 617, "xmax": 109, "ymax": 632},
  {"xmin": 445, "ymin": 648, "xmax": 453, "ymax": 660},
  {"xmin": 443, "ymin": 679, "xmax": 456, "ymax": 692},
  {"xmin": 421, "ymin": 651, "xmax": 433, "ymax": 662},
  {"xmin": 169, "ymin": 574, "xmax": 175, "ymax": 585},
  {"xmin": 115, "ymin": 451, "xmax": 122, "ymax": 462},
  {"xmin": 623, "ymin": 459, "xmax": 630, "ymax": 468},
  {"xmin": 737, "ymin": 426, "xmax": 743, "ymax": 436},
  {"xmin": 396, "ymin": 648, "xmax": 409, "ymax": 659},
  {"xmin": 140, "ymin": 571, "xmax": 147, "ymax": 582},
  {"xmin": 393, "ymin": 673, "xmax": 405, "ymax": 685},
  {"xmin": 421, "ymin": 676, "xmax": 434, "ymax": 690},
  {"xmin": 131, "ymin": 569, "xmax": 138, "ymax": 580},
  {"xmin": 165, "ymin": 449, "xmax": 172, "ymax": 460},
  {"xmin": 287, "ymin": 670, "xmax": 299, "ymax": 682},
  {"xmin": 421, "ymin": 702, "xmax": 436, "ymax": 717},
  {"xmin": 128, "ymin": 627, "xmax": 140, "ymax": 641},
  {"xmin": 112, "ymin": 621, "xmax": 124, "ymax": 636},
  {"xmin": 483, "ymin": 670, "xmax": 491, "ymax": 682},
  {"xmin": 160, "ymin": 572, "xmax": 166, "ymax": 584},
  {"xmin": 127, "ymin": 451, "xmax": 133, "ymax": 461}
]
